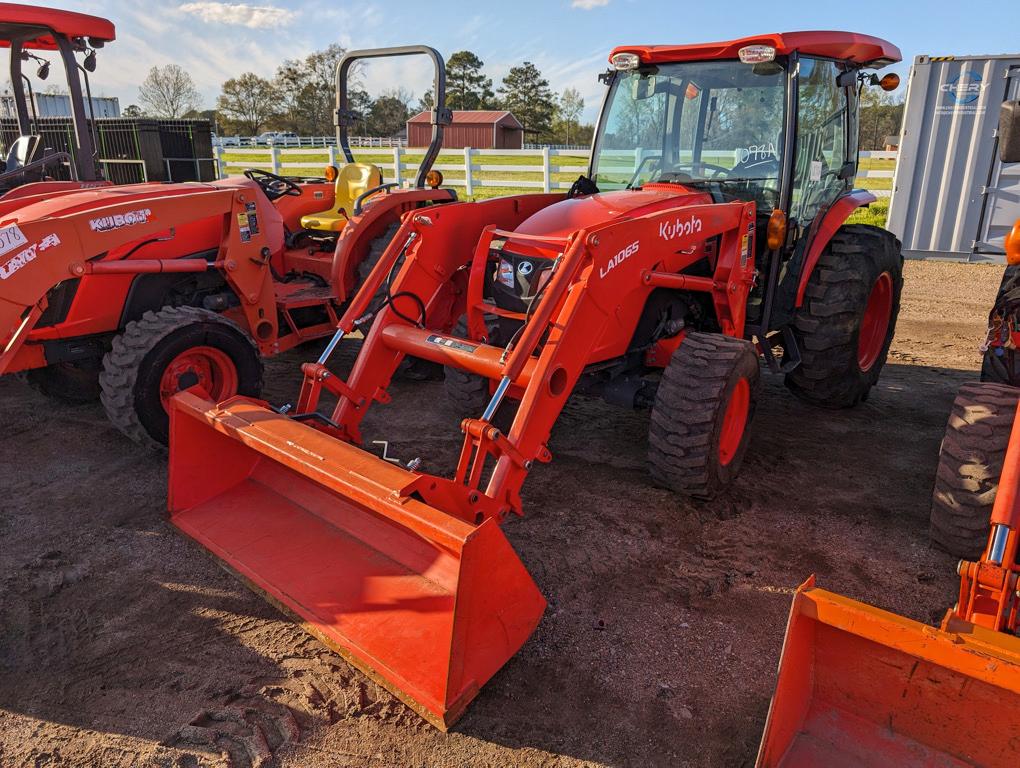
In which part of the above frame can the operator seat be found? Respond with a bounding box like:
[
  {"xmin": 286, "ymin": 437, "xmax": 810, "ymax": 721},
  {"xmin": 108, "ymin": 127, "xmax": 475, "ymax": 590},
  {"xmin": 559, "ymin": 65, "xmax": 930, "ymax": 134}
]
[{"xmin": 300, "ymin": 162, "xmax": 383, "ymax": 232}]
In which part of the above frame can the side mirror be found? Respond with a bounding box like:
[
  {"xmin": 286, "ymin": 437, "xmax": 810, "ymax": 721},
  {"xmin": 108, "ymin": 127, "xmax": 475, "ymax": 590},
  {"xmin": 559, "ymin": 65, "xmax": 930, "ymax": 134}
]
[{"xmin": 1000, "ymin": 101, "xmax": 1020, "ymax": 164}]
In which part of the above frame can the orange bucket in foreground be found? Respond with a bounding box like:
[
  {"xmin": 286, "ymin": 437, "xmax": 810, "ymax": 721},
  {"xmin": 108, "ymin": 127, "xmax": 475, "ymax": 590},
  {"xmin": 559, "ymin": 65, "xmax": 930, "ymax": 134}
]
[
  {"xmin": 757, "ymin": 577, "xmax": 1020, "ymax": 767},
  {"xmin": 167, "ymin": 391, "xmax": 545, "ymax": 729}
]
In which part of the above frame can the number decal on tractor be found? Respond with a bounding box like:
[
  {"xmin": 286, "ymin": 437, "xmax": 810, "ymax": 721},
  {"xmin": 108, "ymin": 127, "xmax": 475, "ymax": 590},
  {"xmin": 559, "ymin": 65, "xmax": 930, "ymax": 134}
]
[{"xmin": 0, "ymin": 224, "xmax": 28, "ymax": 257}]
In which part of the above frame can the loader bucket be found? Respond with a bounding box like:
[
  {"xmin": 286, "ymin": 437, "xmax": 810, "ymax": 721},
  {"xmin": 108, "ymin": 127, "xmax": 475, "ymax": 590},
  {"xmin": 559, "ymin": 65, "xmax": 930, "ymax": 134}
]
[
  {"xmin": 166, "ymin": 391, "xmax": 545, "ymax": 729},
  {"xmin": 757, "ymin": 578, "xmax": 1020, "ymax": 767}
]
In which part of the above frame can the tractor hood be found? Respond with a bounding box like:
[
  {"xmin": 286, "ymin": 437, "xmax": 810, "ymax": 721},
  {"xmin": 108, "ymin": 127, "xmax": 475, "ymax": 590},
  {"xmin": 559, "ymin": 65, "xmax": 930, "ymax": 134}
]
[{"xmin": 511, "ymin": 185, "xmax": 712, "ymax": 247}]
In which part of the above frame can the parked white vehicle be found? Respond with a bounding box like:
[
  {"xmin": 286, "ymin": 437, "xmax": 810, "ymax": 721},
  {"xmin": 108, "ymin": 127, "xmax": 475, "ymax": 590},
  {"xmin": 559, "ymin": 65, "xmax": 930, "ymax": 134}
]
[{"xmin": 249, "ymin": 131, "xmax": 298, "ymax": 147}]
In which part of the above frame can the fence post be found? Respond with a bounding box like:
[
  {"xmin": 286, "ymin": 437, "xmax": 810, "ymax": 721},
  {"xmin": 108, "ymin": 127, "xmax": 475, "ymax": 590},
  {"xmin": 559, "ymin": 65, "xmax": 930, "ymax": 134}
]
[
  {"xmin": 328, "ymin": 145, "xmax": 338, "ymax": 167},
  {"xmin": 464, "ymin": 147, "xmax": 474, "ymax": 197},
  {"xmin": 271, "ymin": 147, "xmax": 281, "ymax": 175},
  {"xmin": 393, "ymin": 146, "xmax": 403, "ymax": 186},
  {"xmin": 214, "ymin": 145, "xmax": 225, "ymax": 179},
  {"xmin": 542, "ymin": 146, "xmax": 551, "ymax": 193}
]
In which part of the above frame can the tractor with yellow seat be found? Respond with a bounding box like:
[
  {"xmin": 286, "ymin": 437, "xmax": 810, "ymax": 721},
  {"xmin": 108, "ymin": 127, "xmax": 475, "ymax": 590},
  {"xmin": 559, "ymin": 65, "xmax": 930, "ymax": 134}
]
[{"xmin": 0, "ymin": 45, "xmax": 455, "ymax": 445}]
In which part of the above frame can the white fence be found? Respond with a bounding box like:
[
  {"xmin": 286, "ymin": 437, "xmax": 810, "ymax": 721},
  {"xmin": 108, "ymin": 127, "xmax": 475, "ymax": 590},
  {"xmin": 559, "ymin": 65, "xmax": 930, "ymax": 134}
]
[
  {"xmin": 214, "ymin": 135, "xmax": 406, "ymax": 149},
  {"xmin": 214, "ymin": 146, "xmax": 896, "ymax": 198}
]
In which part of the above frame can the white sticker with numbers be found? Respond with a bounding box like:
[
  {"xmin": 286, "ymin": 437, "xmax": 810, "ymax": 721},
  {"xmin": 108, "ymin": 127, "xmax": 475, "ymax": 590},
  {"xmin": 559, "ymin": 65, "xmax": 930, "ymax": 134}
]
[{"xmin": 0, "ymin": 224, "xmax": 28, "ymax": 257}]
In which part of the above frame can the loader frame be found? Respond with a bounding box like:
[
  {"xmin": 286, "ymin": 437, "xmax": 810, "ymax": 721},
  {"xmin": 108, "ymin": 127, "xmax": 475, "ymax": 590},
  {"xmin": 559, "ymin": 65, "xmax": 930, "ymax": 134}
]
[{"xmin": 282, "ymin": 195, "xmax": 755, "ymax": 523}]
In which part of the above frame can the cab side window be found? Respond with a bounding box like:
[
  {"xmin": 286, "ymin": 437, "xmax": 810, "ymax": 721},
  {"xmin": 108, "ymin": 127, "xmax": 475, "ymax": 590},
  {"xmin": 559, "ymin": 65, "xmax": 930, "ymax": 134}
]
[{"xmin": 792, "ymin": 58, "xmax": 849, "ymax": 225}]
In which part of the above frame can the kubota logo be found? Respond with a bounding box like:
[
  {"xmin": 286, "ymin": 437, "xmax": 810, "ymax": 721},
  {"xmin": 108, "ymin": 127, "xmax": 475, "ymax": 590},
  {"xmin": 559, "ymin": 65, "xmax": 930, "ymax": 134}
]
[
  {"xmin": 659, "ymin": 215, "xmax": 703, "ymax": 242},
  {"xmin": 600, "ymin": 240, "xmax": 639, "ymax": 279},
  {"xmin": 89, "ymin": 208, "xmax": 153, "ymax": 232},
  {"xmin": 0, "ymin": 233, "xmax": 60, "ymax": 280}
]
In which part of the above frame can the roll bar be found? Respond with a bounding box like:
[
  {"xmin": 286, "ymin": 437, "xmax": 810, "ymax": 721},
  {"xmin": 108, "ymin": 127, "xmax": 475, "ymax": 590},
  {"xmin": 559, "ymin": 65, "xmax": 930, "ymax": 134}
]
[
  {"xmin": 334, "ymin": 45, "xmax": 451, "ymax": 189},
  {"xmin": 7, "ymin": 32, "xmax": 99, "ymax": 181}
]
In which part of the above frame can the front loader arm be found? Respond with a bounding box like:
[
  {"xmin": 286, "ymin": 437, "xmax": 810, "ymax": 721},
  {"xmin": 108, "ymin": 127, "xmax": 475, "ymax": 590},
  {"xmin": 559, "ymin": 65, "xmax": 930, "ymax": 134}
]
[{"xmin": 0, "ymin": 183, "xmax": 278, "ymax": 374}]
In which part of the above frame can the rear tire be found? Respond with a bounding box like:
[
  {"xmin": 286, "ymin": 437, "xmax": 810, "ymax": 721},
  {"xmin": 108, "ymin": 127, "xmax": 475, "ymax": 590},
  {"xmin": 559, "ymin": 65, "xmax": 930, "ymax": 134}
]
[
  {"xmin": 785, "ymin": 224, "xmax": 903, "ymax": 408},
  {"xmin": 100, "ymin": 306, "xmax": 263, "ymax": 448},
  {"xmin": 24, "ymin": 361, "xmax": 102, "ymax": 404},
  {"xmin": 930, "ymin": 382, "xmax": 1019, "ymax": 558},
  {"xmin": 648, "ymin": 332, "xmax": 760, "ymax": 499}
]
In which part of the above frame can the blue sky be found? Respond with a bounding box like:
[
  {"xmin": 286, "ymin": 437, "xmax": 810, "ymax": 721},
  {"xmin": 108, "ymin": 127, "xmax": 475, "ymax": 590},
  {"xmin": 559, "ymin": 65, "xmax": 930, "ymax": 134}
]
[{"xmin": 45, "ymin": 0, "xmax": 1020, "ymax": 121}]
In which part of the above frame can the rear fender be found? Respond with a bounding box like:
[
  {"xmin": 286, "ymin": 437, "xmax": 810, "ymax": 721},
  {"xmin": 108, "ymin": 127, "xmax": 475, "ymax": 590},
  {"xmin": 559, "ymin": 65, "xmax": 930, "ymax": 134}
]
[
  {"xmin": 330, "ymin": 187, "xmax": 458, "ymax": 301},
  {"xmin": 794, "ymin": 190, "xmax": 876, "ymax": 307}
]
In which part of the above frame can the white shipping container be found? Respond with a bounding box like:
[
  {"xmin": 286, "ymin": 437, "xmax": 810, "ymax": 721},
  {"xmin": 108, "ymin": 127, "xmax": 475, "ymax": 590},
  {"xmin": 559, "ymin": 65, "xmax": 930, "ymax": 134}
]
[{"xmin": 887, "ymin": 54, "xmax": 1020, "ymax": 262}]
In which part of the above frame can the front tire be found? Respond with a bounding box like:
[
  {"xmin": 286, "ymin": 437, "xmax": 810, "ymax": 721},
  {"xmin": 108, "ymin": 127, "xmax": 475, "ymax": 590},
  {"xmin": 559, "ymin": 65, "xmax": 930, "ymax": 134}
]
[
  {"xmin": 930, "ymin": 382, "xmax": 1019, "ymax": 558},
  {"xmin": 785, "ymin": 224, "xmax": 903, "ymax": 408},
  {"xmin": 100, "ymin": 306, "xmax": 263, "ymax": 447},
  {"xmin": 648, "ymin": 332, "xmax": 761, "ymax": 499}
]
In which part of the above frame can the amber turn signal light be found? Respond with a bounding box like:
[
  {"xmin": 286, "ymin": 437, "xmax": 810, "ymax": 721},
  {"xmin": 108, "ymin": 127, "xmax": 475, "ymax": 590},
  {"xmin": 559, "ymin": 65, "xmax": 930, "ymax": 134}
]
[
  {"xmin": 767, "ymin": 209, "xmax": 787, "ymax": 250},
  {"xmin": 425, "ymin": 170, "xmax": 443, "ymax": 189},
  {"xmin": 879, "ymin": 73, "xmax": 900, "ymax": 92},
  {"xmin": 324, "ymin": 165, "xmax": 339, "ymax": 182},
  {"xmin": 1007, "ymin": 219, "xmax": 1020, "ymax": 265}
]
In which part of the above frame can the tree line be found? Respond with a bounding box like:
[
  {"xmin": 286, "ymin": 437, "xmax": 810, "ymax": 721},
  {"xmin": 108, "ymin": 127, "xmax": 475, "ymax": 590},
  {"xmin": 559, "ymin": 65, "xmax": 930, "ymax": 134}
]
[
  {"xmin": 128, "ymin": 49, "xmax": 902, "ymax": 150},
  {"xmin": 128, "ymin": 47, "xmax": 593, "ymax": 145}
]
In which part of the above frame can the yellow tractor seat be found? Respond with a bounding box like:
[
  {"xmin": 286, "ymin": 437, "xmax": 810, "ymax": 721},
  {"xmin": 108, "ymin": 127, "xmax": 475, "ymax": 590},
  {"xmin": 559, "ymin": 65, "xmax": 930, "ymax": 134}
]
[{"xmin": 300, "ymin": 162, "xmax": 384, "ymax": 232}]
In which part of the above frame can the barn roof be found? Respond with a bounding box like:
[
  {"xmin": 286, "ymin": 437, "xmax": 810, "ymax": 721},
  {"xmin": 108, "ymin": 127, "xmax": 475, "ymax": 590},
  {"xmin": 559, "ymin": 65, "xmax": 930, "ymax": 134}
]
[{"xmin": 408, "ymin": 110, "xmax": 523, "ymax": 129}]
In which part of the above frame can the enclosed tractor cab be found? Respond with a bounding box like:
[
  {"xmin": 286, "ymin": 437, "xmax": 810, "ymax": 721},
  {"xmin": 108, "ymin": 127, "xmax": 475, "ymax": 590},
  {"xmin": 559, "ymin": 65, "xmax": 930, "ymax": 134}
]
[
  {"xmin": 0, "ymin": 3, "xmax": 116, "ymax": 194},
  {"xmin": 0, "ymin": 46, "xmax": 454, "ymax": 445},
  {"xmin": 164, "ymin": 31, "xmax": 908, "ymax": 729}
]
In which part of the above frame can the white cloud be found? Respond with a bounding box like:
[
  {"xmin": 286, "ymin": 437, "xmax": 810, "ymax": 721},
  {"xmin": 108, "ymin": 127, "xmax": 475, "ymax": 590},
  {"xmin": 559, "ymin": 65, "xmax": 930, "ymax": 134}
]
[
  {"xmin": 570, "ymin": 0, "xmax": 610, "ymax": 8},
  {"xmin": 178, "ymin": 2, "xmax": 295, "ymax": 29}
]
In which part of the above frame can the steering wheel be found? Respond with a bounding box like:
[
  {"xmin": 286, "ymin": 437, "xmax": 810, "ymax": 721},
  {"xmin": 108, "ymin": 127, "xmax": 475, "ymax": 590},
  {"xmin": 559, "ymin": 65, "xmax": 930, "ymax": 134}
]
[
  {"xmin": 672, "ymin": 161, "xmax": 732, "ymax": 179},
  {"xmin": 243, "ymin": 168, "xmax": 302, "ymax": 201}
]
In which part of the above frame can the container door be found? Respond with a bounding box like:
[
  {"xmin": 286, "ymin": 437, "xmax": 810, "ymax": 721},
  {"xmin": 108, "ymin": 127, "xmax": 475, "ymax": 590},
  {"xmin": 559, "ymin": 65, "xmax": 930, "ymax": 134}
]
[{"xmin": 977, "ymin": 66, "xmax": 1020, "ymax": 257}]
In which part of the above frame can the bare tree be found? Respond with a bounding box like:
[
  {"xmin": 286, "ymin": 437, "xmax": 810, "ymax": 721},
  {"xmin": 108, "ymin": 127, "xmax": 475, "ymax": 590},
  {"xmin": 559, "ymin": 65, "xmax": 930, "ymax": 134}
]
[
  {"xmin": 216, "ymin": 73, "xmax": 280, "ymax": 135},
  {"xmin": 138, "ymin": 64, "xmax": 201, "ymax": 118},
  {"xmin": 558, "ymin": 87, "xmax": 584, "ymax": 145}
]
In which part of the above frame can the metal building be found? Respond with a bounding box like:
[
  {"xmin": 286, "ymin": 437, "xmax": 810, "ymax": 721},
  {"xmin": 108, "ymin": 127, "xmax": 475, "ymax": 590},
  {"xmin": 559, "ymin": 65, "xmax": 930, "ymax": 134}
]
[
  {"xmin": 887, "ymin": 54, "xmax": 1020, "ymax": 261},
  {"xmin": 0, "ymin": 92, "xmax": 120, "ymax": 119},
  {"xmin": 407, "ymin": 110, "xmax": 524, "ymax": 149}
]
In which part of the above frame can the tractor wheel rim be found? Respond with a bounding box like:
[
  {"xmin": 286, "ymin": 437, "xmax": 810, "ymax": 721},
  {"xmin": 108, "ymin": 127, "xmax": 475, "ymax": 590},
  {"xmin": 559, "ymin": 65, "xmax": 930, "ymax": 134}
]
[
  {"xmin": 858, "ymin": 272, "xmax": 894, "ymax": 373},
  {"xmin": 719, "ymin": 377, "xmax": 750, "ymax": 466},
  {"xmin": 158, "ymin": 346, "xmax": 238, "ymax": 411}
]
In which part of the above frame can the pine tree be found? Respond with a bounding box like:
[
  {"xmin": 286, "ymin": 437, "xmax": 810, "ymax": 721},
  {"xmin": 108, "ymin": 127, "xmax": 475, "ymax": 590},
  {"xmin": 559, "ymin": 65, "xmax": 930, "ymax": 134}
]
[
  {"xmin": 499, "ymin": 62, "xmax": 556, "ymax": 138},
  {"xmin": 446, "ymin": 51, "xmax": 494, "ymax": 111}
]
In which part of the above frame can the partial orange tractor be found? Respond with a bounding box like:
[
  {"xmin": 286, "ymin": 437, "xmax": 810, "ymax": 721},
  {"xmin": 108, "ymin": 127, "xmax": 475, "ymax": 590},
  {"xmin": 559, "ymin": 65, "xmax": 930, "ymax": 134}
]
[
  {"xmin": 165, "ymin": 32, "xmax": 907, "ymax": 728},
  {"xmin": 0, "ymin": 46, "xmax": 456, "ymax": 446},
  {"xmin": 756, "ymin": 121, "xmax": 1020, "ymax": 766}
]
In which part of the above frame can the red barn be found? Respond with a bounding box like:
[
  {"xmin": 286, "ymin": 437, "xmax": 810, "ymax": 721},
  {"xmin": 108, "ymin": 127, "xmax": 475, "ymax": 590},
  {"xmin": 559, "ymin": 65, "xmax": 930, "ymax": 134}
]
[{"xmin": 406, "ymin": 110, "xmax": 524, "ymax": 150}]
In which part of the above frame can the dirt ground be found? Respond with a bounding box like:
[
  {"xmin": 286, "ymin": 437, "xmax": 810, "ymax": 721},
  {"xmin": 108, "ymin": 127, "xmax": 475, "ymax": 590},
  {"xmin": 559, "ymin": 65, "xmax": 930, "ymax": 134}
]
[{"xmin": 0, "ymin": 260, "xmax": 1006, "ymax": 768}]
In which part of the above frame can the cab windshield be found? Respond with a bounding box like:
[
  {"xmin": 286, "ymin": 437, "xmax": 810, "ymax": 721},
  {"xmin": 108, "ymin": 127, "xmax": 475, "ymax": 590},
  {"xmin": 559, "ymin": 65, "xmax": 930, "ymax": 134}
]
[{"xmin": 591, "ymin": 59, "xmax": 787, "ymax": 209}]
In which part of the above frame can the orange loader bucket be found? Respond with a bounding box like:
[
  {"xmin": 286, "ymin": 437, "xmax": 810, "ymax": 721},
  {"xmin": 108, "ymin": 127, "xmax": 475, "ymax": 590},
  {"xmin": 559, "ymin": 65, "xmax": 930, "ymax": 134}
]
[
  {"xmin": 167, "ymin": 391, "xmax": 545, "ymax": 729},
  {"xmin": 757, "ymin": 578, "xmax": 1020, "ymax": 767}
]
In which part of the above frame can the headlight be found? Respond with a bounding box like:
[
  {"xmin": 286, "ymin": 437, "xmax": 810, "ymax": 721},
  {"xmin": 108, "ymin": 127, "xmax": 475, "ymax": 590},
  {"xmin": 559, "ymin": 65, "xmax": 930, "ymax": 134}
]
[
  {"xmin": 611, "ymin": 52, "xmax": 640, "ymax": 71},
  {"xmin": 738, "ymin": 45, "xmax": 776, "ymax": 64}
]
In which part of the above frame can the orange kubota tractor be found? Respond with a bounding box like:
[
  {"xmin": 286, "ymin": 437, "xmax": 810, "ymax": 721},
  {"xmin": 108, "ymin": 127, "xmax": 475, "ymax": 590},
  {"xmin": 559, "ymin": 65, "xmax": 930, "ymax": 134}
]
[
  {"xmin": 757, "ymin": 125, "xmax": 1020, "ymax": 766},
  {"xmin": 1, "ymin": 46, "xmax": 455, "ymax": 446},
  {"xmin": 165, "ymin": 32, "xmax": 906, "ymax": 728},
  {"xmin": 0, "ymin": 3, "xmax": 117, "ymax": 195}
]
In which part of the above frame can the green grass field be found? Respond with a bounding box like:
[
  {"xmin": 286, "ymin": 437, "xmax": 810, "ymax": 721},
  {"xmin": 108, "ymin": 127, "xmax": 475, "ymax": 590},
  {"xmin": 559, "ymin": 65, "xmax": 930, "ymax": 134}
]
[{"xmin": 220, "ymin": 150, "xmax": 894, "ymax": 224}]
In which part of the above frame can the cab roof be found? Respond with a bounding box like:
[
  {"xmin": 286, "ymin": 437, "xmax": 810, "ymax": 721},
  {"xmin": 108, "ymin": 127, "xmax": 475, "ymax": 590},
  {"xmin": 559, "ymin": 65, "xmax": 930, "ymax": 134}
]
[
  {"xmin": 0, "ymin": 3, "xmax": 115, "ymax": 50},
  {"xmin": 611, "ymin": 31, "xmax": 900, "ymax": 69}
]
